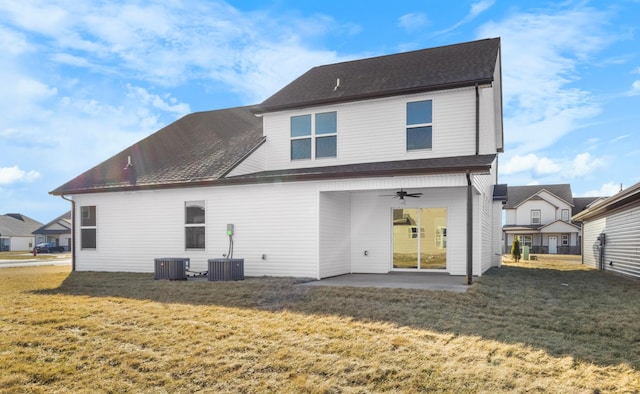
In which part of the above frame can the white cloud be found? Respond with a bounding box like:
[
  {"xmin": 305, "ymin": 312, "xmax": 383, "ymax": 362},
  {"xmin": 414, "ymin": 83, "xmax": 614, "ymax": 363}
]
[
  {"xmin": 435, "ymin": 0, "xmax": 495, "ymax": 35},
  {"xmin": 477, "ymin": 6, "xmax": 611, "ymax": 154},
  {"xmin": 0, "ymin": 166, "xmax": 40, "ymax": 185},
  {"xmin": 582, "ymin": 182, "xmax": 623, "ymax": 197},
  {"xmin": 568, "ymin": 152, "xmax": 604, "ymax": 177},
  {"xmin": 502, "ymin": 152, "xmax": 605, "ymax": 179},
  {"xmin": 629, "ymin": 80, "xmax": 640, "ymax": 96},
  {"xmin": 610, "ymin": 134, "xmax": 630, "ymax": 143},
  {"xmin": 501, "ymin": 154, "xmax": 560, "ymax": 175},
  {"xmin": 126, "ymin": 85, "xmax": 190, "ymax": 117},
  {"xmin": 470, "ymin": 0, "xmax": 495, "ymax": 18},
  {"xmin": 398, "ymin": 13, "xmax": 428, "ymax": 32}
]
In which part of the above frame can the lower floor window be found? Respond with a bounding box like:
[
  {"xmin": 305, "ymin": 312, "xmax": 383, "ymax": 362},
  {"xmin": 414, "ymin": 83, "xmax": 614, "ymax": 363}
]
[
  {"xmin": 185, "ymin": 227, "xmax": 205, "ymax": 249},
  {"xmin": 81, "ymin": 229, "xmax": 97, "ymax": 249},
  {"xmin": 561, "ymin": 234, "xmax": 569, "ymax": 246}
]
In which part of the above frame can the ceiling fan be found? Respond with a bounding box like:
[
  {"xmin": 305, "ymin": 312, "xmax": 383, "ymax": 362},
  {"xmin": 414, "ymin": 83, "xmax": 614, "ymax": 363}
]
[{"xmin": 380, "ymin": 189, "xmax": 423, "ymax": 204}]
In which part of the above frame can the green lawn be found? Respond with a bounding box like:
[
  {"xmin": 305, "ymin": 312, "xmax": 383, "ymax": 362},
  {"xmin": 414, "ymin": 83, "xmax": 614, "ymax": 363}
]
[{"xmin": 1, "ymin": 256, "xmax": 638, "ymax": 393}]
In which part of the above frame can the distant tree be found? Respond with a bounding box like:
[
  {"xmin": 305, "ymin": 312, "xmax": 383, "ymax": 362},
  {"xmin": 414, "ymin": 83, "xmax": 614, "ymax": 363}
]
[{"xmin": 511, "ymin": 238, "xmax": 521, "ymax": 262}]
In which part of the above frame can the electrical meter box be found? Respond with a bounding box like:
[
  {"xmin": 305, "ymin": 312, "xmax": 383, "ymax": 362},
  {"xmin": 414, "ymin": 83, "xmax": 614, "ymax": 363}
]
[{"xmin": 227, "ymin": 224, "xmax": 234, "ymax": 236}]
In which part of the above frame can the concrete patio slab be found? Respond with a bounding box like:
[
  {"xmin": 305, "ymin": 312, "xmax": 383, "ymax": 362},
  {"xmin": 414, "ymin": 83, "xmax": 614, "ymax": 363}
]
[{"xmin": 300, "ymin": 272, "xmax": 474, "ymax": 292}]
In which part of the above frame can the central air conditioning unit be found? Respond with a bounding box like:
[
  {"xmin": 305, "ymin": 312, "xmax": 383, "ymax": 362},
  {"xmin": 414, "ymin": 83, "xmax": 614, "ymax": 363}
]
[
  {"xmin": 208, "ymin": 258, "xmax": 244, "ymax": 281},
  {"xmin": 154, "ymin": 258, "xmax": 189, "ymax": 280}
]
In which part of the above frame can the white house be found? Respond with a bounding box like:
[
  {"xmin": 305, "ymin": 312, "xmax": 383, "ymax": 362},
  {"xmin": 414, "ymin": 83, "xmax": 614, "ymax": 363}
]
[
  {"xmin": 0, "ymin": 213, "xmax": 43, "ymax": 252},
  {"xmin": 573, "ymin": 182, "xmax": 640, "ymax": 279},
  {"xmin": 32, "ymin": 211, "xmax": 72, "ymax": 252},
  {"xmin": 502, "ymin": 184, "xmax": 600, "ymax": 254},
  {"xmin": 51, "ymin": 38, "xmax": 505, "ymax": 282}
]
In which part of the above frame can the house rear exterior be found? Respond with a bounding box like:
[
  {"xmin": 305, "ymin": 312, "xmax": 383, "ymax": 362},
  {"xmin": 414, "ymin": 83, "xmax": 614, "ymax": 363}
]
[{"xmin": 51, "ymin": 38, "xmax": 505, "ymax": 280}]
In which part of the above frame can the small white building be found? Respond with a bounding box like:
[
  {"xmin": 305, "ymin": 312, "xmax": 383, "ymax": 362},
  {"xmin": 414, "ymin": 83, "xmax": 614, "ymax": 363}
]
[
  {"xmin": 32, "ymin": 211, "xmax": 72, "ymax": 252},
  {"xmin": 51, "ymin": 38, "xmax": 506, "ymax": 281},
  {"xmin": 573, "ymin": 182, "xmax": 640, "ymax": 279},
  {"xmin": 0, "ymin": 213, "xmax": 43, "ymax": 252}
]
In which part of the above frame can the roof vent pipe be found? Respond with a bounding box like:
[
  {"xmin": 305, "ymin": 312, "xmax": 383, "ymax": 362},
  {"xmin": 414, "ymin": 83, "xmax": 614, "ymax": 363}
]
[{"xmin": 334, "ymin": 78, "xmax": 340, "ymax": 91}]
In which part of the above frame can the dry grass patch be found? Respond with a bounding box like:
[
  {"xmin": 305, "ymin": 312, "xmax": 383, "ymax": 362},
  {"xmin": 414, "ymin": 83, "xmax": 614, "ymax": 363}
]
[{"xmin": 1, "ymin": 257, "xmax": 639, "ymax": 393}]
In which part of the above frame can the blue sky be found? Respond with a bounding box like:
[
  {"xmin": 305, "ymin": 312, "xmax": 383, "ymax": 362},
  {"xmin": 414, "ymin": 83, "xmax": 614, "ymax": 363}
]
[{"xmin": 1, "ymin": 0, "xmax": 639, "ymax": 223}]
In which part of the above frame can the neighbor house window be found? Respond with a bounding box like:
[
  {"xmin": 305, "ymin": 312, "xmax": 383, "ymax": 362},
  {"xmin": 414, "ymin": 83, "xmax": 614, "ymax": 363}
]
[
  {"xmin": 185, "ymin": 201, "xmax": 205, "ymax": 249},
  {"xmin": 406, "ymin": 100, "xmax": 432, "ymax": 150},
  {"xmin": 531, "ymin": 210, "xmax": 541, "ymax": 225},
  {"xmin": 290, "ymin": 111, "xmax": 337, "ymax": 160},
  {"xmin": 80, "ymin": 206, "xmax": 97, "ymax": 250},
  {"xmin": 561, "ymin": 209, "xmax": 570, "ymax": 221},
  {"xmin": 561, "ymin": 234, "xmax": 569, "ymax": 246},
  {"xmin": 518, "ymin": 235, "xmax": 532, "ymax": 249}
]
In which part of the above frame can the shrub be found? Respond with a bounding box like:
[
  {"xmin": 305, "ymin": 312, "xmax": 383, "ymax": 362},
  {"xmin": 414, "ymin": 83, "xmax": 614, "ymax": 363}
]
[{"xmin": 511, "ymin": 238, "xmax": 521, "ymax": 262}]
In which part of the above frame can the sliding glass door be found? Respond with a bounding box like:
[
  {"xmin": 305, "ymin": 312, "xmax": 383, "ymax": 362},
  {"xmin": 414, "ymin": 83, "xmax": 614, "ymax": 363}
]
[{"xmin": 392, "ymin": 208, "xmax": 447, "ymax": 270}]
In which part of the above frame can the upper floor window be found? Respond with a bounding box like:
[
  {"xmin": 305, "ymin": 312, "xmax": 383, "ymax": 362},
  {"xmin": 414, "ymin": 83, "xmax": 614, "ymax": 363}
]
[
  {"xmin": 406, "ymin": 100, "xmax": 432, "ymax": 150},
  {"xmin": 531, "ymin": 210, "xmax": 541, "ymax": 225},
  {"xmin": 80, "ymin": 205, "xmax": 97, "ymax": 250},
  {"xmin": 291, "ymin": 112, "xmax": 337, "ymax": 160},
  {"xmin": 561, "ymin": 209, "xmax": 570, "ymax": 221},
  {"xmin": 185, "ymin": 201, "xmax": 205, "ymax": 249}
]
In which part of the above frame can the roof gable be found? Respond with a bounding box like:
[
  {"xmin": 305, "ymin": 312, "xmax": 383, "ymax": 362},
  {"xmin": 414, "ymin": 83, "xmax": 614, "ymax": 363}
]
[
  {"xmin": 539, "ymin": 220, "xmax": 580, "ymax": 233},
  {"xmin": 51, "ymin": 106, "xmax": 264, "ymax": 195},
  {"xmin": 0, "ymin": 214, "xmax": 43, "ymax": 237},
  {"xmin": 256, "ymin": 38, "xmax": 500, "ymax": 112},
  {"xmin": 504, "ymin": 184, "xmax": 573, "ymax": 209}
]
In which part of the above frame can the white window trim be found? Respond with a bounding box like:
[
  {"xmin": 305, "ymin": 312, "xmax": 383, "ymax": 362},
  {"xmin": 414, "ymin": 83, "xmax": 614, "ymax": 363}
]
[
  {"xmin": 80, "ymin": 205, "xmax": 97, "ymax": 250},
  {"xmin": 290, "ymin": 112, "xmax": 337, "ymax": 161},
  {"xmin": 406, "ymin": 100, "xmax": 433, "ymax": 151},
  {"xmin": 531, "ymin": 210, "xmax": 541, "ymax": 225},
  {"xmin": 185, "ymin": 201, "xmax": 206, "ymax": 250}
]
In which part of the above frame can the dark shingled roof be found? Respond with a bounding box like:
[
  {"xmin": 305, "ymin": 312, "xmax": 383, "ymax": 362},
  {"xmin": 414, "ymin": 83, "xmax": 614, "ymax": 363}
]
[
  {"xmin": 223, "ymin": 154, "xmax": 496, "ymax": 184},
  {"xmin": 51, "ymin": 39, "xmax": 502, "ymax": 196},
  {"xmin": 572, "ymin": 197, "xmax": 603, "ymax": 217},
  {"xmin": 256, "ymin": 38, "xmax": 501, "ymax": 112},
  {"xmin": 51, "ymin": 106, "xmax": 264, "ymax": 195},
  {"xmin": 504, "ymin": 184, "xmax": 574, "ymax": 209}
]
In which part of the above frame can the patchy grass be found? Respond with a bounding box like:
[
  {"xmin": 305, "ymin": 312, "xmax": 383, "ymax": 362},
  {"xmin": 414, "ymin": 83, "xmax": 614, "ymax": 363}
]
[{"xmin": 0, "ymin": 256, "xmax": 639, "ymax": 393}]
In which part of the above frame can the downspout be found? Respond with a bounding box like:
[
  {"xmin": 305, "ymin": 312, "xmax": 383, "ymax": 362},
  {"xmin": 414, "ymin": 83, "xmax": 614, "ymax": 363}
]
[
  {"xmin": 475, "ymin": 83, "xmax": 480, "ymax": 155},
  {"xmin": 466, "ymin": 171, "xmax": 473, "ymax": 285},
  {"xmin": 60, "ymin": 195, "xmax": 76, "ymax": 271}
]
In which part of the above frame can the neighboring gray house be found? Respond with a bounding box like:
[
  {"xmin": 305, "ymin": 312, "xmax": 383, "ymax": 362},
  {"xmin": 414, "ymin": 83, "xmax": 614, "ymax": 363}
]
[
  {"xmin": 33, "ymin": 211, "xmax": 72, "ymax": 252},
  {"xmin": 573, "ymin": 182, "xmax": 640, "ymax": 279},
  {"xmin": 502, "ymin": 184, "xmax": 601, "ymax": 254},
  {"xmin": 0, "ymin": 213, "xmax": 43, "ymax": 251},
  {"xmin": 51, "ymin": 38, "xmax": 505, "ymax": 281}
]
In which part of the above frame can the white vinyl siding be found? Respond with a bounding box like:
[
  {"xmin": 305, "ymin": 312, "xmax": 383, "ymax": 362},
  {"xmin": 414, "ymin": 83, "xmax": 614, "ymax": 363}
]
[
  {"xmin": 319, "ymin": 192, "xmax": 351, "ymax": 278},
  {"xmin": 262, "ymin": 87, "xmax": 479, "ymax": 171},
  {"xmin": 72, "ymin": 173, "xmax": 500, "ymax": 277},
  {"xmin": 227, "ymin": 143, "xmax": 265, "ymax": 177},
  {"xmin": 73, "ymin": 184, "xmax": 319, "ymax": 277},
  {"xmin": 582, "ymin": 217, "xmax": 606, "ymax": 269},
  {"xmin": 582, "ymin": 204, "xmax": 640, "ymax": 279}
]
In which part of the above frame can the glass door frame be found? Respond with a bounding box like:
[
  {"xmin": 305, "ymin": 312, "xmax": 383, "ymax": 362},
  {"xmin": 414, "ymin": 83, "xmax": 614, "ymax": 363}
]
[{"xmin": 391, "ymin": 207, "xmax": 448, "ymax": 272}]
